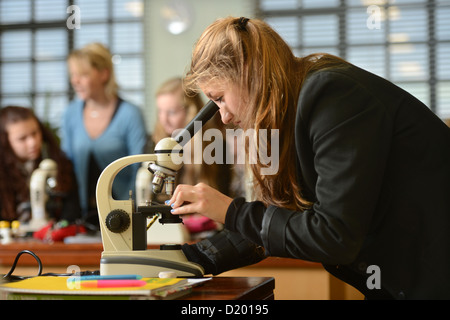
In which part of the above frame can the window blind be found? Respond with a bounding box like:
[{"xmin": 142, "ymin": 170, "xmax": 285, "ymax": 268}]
[
  {"xmin": 0, "ymin": 0, "xmax": 145, "ymax": 130},
  {"xmin": 258, "ymin": 0, "xmax": 450, "ymax": 119}
]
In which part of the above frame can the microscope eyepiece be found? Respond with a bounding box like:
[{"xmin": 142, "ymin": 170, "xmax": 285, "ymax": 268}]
[{"xmin": 174, "ymin": 100, "xmax": 219, "ymax": 146}]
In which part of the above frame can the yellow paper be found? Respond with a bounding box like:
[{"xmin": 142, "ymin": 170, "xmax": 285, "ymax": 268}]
[{"xmin": 0, "ymin": 276, "xmax": 187, "ymax": 296}]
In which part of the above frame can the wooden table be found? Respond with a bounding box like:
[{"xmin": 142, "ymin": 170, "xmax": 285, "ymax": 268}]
[
  {"xmin": 0, "ymin": 240, "xmax": 363, "ymax": 299},
  {"xmin": 186, "ymin": 277, "xmax": 274, "ymax": 300},
  {"xmin": 0, "ymin": 240, "xmax": 317, "ymax": 273},
  {"xmin": 0, "ymin": 241, "xmax": 103, "ymax": 269}
]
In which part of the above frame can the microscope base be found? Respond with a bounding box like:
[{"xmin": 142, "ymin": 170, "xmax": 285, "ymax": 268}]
[{"xmin": 100, "ymin": 249, "xmax": 204, "ymax": 278}]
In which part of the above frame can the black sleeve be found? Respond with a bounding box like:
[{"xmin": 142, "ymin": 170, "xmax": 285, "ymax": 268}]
[
  {"xmin": 182, "ymin": 228, "xmax": 266, "ymax": 275},
  {"xmin": 225, "ymin": 69, "xmax": 393, "ymax": 265}
]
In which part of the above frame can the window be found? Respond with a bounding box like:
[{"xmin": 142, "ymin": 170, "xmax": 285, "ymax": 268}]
[
  {"xmin": 0, "ymin": 0, "xmax": 145, "ymax": 130},
  {"xmin": 258, "ymin": 0, "xmax": 450, "ymax": 119}
]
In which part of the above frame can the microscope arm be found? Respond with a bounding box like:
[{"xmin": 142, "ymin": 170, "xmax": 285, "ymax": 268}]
[{"xmin": 96, "ymin": 154, "xmax": 158, "ymax": 252}]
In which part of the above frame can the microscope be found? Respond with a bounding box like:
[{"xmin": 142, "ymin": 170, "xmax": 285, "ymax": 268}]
[
  {"xmin": 28, "ymin": 159, "xmax": 58, "ymax": 231},
  {"xmin": 135, "ymin": 162, "xmax": 190, "ymax": 245},
  {"xmin": 96, "ymin": 100, "xmax": 219, "ymax": 278}
]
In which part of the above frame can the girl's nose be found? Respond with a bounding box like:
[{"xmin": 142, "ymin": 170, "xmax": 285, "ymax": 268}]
[{"xmin": 220, "ymin": 109, "xmax": 233, "ymax": 124}]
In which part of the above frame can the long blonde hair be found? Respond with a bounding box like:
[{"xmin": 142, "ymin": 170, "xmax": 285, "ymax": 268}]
[
  {"xmin": 184, "ymin": 17, "xmax": 349, "ymax": 210},
  {"xmin": 68, "ymin": 42, "xmax": 119, "ymax": 100}
]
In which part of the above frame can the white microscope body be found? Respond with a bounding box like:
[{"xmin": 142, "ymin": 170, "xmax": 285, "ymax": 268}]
[
  {"xmin": 29, "ymin": 159, "xmax": 57, "ymax": 231},
  {"xmin": 96, "ymin": 99, "xmax": 219, "ymax": 278}
]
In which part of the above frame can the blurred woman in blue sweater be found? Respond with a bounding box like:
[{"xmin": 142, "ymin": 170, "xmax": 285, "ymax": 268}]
[{"xmin": 61, "ymin": 43, "xmax": 147, "ymax": 227}]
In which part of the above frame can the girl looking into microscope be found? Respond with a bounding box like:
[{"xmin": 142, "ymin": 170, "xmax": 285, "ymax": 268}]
[
  {"xmin": 0, "ymin": 106, "xmax": 80, "ymax": 223},
  {"xmin": 169, "ymin": 17, "xmax": 450, "ymax": 299}
]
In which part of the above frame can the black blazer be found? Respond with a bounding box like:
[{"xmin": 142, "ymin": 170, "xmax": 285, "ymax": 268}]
[{"xmin": 184, "ymin": 64, "xmax": 450, "ymax": 299}]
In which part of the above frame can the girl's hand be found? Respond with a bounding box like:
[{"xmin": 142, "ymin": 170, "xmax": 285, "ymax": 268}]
[{"xmin": 166, "ymin": 183, "xmax": 233, "ymax": 224}]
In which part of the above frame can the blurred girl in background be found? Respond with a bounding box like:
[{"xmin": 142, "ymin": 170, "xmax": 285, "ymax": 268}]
[{"xmin": 0, "ymin": 106, "xmax": 80, "ymax": 223}]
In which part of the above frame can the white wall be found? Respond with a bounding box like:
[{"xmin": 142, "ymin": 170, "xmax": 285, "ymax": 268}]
[{"xmin": 143, "ymin": 0, "xmax": 255, "ymax": 132}]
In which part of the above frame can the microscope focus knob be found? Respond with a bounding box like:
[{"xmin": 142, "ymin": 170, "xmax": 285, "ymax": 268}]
[{"xmin": 105, "ymin": 209, "xmax": 130, "ymax": 233}]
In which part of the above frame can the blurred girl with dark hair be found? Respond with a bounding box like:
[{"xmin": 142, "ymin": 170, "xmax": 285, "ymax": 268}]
[{"xmin": 0, "ymin": 106, "xmax": 80, "ymax": 223}]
